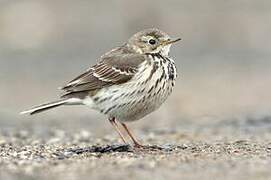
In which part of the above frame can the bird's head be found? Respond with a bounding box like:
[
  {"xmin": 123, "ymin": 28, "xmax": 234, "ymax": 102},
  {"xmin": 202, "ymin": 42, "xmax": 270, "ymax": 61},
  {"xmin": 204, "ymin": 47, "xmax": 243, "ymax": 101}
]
[{"xmin": 127, "ymin": 28, "xmax": 181, "ymax": 56}]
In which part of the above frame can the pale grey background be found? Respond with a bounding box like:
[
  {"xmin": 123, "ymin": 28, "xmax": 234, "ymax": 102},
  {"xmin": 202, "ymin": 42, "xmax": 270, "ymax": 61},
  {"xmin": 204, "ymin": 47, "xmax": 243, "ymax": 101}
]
[
  {"xmin": 1, "ymin": 1, "xmax": 271, "ymax": 180},
  {"xmin": 0, "ymin": 0, "xmax": 271, "ymax": 134}
]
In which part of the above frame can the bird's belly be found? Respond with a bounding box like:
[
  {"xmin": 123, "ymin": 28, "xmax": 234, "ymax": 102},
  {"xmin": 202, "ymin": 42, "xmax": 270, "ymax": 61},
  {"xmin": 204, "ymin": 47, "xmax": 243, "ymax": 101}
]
[
  {"xmin": 121, "ymin": 83, "xmax": 174, "ymax": 122},
  {"xmin": 91, "ymin": 78, "xmax": 175, "ymax": 122},
  {"xmin": 88, "ymin": 57, "xmax": 177, "ymax": 122}
]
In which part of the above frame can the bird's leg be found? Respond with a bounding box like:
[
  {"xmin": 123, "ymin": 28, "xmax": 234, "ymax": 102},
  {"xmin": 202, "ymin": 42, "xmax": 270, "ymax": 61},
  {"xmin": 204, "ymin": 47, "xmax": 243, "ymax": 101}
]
[
  {"xmin": 121, "ymin": 123, "xmax": 143, "ymax": 148},
  {"xmin": 108, "ymin": 117, "xmax": 128, "ymax": 144}
]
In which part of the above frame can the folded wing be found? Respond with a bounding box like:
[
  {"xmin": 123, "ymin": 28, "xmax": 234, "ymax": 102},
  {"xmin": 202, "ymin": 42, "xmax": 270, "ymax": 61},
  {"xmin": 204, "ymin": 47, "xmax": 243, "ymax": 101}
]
[{"xmin": 61, "ymin": 47, "xmax": 146, "ymax": 98}]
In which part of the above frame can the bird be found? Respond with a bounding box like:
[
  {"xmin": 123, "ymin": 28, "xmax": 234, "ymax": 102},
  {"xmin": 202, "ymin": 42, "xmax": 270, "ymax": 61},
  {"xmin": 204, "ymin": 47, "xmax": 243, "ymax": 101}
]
[{"xmin": 21, "ymin": 28, "xmax": 181, "ymax": 147}]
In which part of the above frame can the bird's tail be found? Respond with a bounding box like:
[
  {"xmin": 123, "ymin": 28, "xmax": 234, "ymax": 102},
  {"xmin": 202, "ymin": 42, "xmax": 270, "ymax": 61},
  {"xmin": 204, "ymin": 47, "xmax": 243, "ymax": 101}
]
[{"xmin": 20, "ymin": 99, "xmax": 70, "ymax": 115}]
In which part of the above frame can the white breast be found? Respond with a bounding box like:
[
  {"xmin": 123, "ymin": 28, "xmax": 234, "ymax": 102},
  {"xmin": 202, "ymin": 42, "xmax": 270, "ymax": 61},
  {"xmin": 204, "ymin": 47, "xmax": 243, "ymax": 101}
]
[{"xmin": 86, "ymin": 55, "xmax": 177, "ymax": 122}]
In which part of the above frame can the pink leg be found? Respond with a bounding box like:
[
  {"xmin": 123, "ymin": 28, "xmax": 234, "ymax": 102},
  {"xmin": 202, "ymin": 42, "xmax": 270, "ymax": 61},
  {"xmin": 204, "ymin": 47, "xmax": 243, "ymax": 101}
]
[
  {"xmin": 108, "ymin": 117, "xmax": 128, "ymax": 144},
  {"xmin": 121, "ymin": 123, "xmax": 143, "ymax": 147}
]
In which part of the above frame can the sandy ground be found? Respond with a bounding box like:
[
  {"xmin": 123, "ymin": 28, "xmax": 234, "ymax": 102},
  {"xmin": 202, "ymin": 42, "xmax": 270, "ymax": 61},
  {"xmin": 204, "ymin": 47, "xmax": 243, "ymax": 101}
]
[
  {"xmin": 0, "ymin": 117, "xmax": 271, "ymax": 180},
  {"xmin": 1, "ymin": 1, "xmax": 271, "ymax": 179}
]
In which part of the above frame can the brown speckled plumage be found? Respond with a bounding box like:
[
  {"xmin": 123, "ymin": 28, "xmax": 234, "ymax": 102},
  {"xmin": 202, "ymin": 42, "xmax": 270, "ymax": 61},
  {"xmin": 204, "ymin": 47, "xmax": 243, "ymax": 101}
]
[{"xmin": 21, "ymin": 28, "xmax": 181, "ymax": 147}]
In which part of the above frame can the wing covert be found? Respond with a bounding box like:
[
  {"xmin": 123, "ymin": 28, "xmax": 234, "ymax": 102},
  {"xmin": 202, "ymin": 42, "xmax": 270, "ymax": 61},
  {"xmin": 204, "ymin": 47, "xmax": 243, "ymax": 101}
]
[{"xmin": 61, "ymin": 47, "xmax": 146, "ymax": 98}]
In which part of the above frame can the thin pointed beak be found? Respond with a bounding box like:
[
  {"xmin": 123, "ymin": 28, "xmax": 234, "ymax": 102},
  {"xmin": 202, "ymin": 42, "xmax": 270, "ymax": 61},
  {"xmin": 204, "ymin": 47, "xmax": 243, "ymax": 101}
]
[{"xmin": 162, "ymin": 38, "xmax": 182, "ymax": 46}]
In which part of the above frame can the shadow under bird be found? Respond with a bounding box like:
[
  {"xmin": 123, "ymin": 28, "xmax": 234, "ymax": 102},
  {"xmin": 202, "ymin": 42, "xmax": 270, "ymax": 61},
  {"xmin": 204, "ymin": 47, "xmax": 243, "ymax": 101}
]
[{"xmin": 21, "ymin": 28, "xmax": 181, "ymax": 147}]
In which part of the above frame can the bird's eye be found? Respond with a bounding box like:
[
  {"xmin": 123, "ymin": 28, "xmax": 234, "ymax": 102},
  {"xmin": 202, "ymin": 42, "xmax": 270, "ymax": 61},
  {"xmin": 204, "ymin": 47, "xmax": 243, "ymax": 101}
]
[{"xmin": 148, "ymin": 39, "xmax": 156, "ymax": 45}]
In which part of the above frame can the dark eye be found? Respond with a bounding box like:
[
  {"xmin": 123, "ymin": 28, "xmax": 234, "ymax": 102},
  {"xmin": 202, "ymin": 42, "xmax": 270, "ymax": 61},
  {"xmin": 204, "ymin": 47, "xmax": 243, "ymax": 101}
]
[{"xmin": 148, "ymin": 39, "xmax": 156, "ymax": 45}]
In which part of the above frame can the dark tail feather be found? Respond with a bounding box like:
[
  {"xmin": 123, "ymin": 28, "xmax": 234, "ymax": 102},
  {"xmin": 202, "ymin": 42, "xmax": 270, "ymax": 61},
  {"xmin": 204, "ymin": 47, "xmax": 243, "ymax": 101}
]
[{"xmin": 20, "ymin": 99, "xmax": 68, "ymax": 115}]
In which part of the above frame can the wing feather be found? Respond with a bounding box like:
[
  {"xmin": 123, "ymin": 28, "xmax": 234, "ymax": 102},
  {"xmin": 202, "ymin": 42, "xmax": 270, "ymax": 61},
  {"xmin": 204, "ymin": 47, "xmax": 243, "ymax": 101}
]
[{"xmin": 61, "ymin": 46, "xmax": 146, "ymax": 98}]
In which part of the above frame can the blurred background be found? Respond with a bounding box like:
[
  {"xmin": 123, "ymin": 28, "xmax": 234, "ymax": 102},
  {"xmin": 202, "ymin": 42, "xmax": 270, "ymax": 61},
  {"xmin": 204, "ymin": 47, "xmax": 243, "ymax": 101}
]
[{"xmin": 0, "ymin": 0, "xmax": 271, "ymax": 137}]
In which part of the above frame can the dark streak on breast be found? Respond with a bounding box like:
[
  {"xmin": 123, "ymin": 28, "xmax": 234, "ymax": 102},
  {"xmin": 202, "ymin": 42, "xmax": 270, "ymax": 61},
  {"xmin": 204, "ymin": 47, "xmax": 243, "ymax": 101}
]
[
  {"xmin": 168, "ymin": 62, "xmax": 175, "ymax": 80},
  {"xmin": 104, "ymin": 105, "xmax": 117, "ymax": 114},
  {"xmin": 148, "ymin": 86, "xmax": 154, "ymax": 93},
  {"xmin": 154, "ymin": 78, "xmax": 159, "ymax": 88}
]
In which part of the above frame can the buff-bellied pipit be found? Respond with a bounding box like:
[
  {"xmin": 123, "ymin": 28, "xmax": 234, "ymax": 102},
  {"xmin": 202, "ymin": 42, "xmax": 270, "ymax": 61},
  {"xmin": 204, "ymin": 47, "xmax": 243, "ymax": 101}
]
[{"xmin": 21, "ymin": 28, "xmax": 181, "ymax": 147}]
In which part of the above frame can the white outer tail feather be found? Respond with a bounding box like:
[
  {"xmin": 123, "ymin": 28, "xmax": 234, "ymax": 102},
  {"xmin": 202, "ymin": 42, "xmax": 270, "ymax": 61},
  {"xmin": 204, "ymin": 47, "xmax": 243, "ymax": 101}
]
[{"xmin": 20, "ymin": 98, "xmax": 82, "ymax": 115}]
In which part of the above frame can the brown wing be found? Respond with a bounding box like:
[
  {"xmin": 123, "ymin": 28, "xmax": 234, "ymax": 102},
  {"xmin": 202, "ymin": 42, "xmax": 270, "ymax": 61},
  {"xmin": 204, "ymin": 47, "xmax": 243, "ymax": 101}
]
[{"xmin": 60, "ymin": 47, "xmax": 146, "ymax": 99}]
